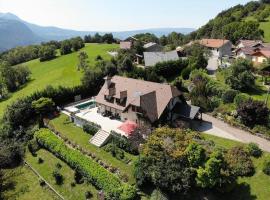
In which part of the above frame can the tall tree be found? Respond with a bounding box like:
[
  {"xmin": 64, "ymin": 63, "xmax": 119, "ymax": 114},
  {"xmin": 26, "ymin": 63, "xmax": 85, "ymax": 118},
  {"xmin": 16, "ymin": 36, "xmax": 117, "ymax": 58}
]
[{"xmin": 77, "ymin": 51, "xmax": 89, "ymax": 71}]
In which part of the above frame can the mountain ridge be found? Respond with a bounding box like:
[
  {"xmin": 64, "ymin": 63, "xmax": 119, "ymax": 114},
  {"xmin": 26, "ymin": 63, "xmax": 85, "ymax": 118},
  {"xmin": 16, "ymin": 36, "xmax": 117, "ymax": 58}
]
[{"xmin": 0, "ymin": 12, "xmax": 195, "ymax": 51}]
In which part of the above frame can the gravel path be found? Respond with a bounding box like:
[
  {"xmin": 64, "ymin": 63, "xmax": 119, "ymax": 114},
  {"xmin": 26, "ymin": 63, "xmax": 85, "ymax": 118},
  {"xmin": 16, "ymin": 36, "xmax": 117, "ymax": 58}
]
[{"xmin": 193, "ymin": 114, "xmax": 270, "ymax": 152}]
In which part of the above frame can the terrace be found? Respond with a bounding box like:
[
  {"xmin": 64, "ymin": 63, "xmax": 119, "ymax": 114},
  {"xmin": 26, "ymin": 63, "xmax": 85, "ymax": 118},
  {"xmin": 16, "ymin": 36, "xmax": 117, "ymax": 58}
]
[{"xmin": 64, "ymin": 100, "xmax": 135, "ymax": 137}]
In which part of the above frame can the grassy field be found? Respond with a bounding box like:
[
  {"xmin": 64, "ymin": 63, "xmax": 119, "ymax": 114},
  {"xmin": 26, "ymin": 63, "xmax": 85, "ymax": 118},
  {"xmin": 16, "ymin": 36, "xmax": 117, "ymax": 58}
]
[
  {"xmin": 0, "ymin": 43, "xmax": 118, "ymax": 118},
  {"xmin": 49, "ymin": 114, "xmax": 137, "ymax": 184},
  {"xmin": 203, "ymin": 133, "xmax": 270, "ymax": 200},
  {"xmin": 26, "ymin": 149, "xmax": 98, "ymax": 200},
  {"xmin": 2, "ymin": 166, "xmax": 58, "ymax": 200},
  {"xmin": 245, "ymin": 11, "xmax": 270, "ymax": 42}
]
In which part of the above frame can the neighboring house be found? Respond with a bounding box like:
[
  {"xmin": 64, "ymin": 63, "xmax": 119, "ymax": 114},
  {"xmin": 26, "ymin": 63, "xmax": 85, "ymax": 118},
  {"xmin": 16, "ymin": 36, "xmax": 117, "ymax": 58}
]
[
  {"xmin": 95, "ymin": 76, "xmax": 200, "ymax": 127},
  {"xmin": 143, "ymin": 42, "xmax": 163, "ymax": 52},
  {"xmin": 252, "ymin": 50, "xmax": 270, "ymax": 64},
  {"xmin": 143, "ymin": 51, "xmax": 179, "ymax": 67},
  {"xmin": 200, "ymin": 39, "xmax": 232, "ymax": 57},
  {"xmin": 120, "ymin": 41, "xmax": 132, "ymax": 50},
  {"xmin": 235, "ymin": 47, "xmax": 255, "ymax": 60},
  {"xmin": 236, "ymin": 40, "xmax": 263, "ymax": 49}
]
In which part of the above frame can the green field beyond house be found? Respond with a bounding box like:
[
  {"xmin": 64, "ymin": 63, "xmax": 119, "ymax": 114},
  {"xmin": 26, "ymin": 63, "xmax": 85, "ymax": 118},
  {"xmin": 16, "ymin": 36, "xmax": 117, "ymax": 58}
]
[
  {"xmin": 245, "ymin": 8, "xmax": 270, "ymax": 42},
  {"xmin": 0, "ymin": 43, "xmax": 118, "ymax": 117}
]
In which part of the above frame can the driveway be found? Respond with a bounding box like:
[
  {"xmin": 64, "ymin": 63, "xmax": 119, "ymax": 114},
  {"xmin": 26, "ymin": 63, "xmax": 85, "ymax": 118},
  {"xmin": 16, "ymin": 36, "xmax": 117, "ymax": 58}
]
[
  {"xmin": 207, "ymin": 55, "xmax": 219, "ymax": 75},
  {"xmin": 193, "ymin": 114, "xmax": 270, "ymax": 152}
]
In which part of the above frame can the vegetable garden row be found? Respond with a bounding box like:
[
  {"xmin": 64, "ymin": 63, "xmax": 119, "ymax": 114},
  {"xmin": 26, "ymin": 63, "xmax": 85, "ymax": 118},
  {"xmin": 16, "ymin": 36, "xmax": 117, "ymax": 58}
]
[{"xmin": 35, "ymin": 129, "xmax": 136, "ymax": 200}]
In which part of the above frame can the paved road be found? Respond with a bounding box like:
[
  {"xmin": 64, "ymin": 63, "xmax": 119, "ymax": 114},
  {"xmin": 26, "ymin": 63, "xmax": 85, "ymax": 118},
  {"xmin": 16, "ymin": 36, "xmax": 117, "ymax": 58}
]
[{"xmin": 193, "ymin": 114, "xmax": 270, "ymax": 152}]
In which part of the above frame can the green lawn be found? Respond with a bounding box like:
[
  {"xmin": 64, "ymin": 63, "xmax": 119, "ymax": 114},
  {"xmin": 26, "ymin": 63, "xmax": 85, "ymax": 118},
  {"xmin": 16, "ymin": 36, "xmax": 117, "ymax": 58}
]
[
  {"xmin": 2, "ymin": 166, "xmax": 58, "ymax": 200},
  {"xmin": 49, "ymin": 114, "xmax": 137, "ymax": 184},
  {"xmin": 203, "ymin": 133, "xmax": 270, "ymax": 200},
  {"xmin": 216, "ymin": 70, "xmax": 270, "ymax": 108},
  {"xmin": 0, "ymin": 43, "xmax": 118, "ymax": 118},
  {"xmin": 26, "ymin": 149, "xmax": 98, "ymax": 200}
]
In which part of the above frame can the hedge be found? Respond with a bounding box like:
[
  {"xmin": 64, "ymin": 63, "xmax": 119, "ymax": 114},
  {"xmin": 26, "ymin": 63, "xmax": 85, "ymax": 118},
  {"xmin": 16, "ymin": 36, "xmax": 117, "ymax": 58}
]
[{"xmin": 35, "ymin": 129, "xmax": 136, "ymax": 199}]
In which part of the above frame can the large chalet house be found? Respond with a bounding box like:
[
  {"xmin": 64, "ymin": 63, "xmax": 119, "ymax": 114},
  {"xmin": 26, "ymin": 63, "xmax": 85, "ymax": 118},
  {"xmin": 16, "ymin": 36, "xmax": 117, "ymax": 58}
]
[{"xmin": 95, "ymin": 76, "xmax": 200, "ymax": 127}]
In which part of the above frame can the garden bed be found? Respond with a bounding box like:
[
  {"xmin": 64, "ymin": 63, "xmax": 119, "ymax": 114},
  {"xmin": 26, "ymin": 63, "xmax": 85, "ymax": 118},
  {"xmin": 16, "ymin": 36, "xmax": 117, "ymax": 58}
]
[
  {"xmin": 35, "ymin": 129, "xmax": 136, "ymax": 199},
  {"xmin": 48, "ymin": 114, "xmax": 137, "ymax": 184},
  {"xmin": 26, "ymin": 149, "xmax": 99, "ymax": 200}
]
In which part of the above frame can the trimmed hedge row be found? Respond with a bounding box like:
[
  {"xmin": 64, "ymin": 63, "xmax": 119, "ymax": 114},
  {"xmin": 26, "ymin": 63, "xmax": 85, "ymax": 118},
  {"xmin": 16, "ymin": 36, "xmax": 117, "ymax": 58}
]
[{"xmin": 35, "ymin": 129, "xmax": 136, "ymax": 199}]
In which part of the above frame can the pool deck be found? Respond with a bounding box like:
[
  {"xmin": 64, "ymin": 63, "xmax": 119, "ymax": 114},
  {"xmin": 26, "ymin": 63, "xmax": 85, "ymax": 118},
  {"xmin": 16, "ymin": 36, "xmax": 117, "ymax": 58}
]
[
  {"xmin": 63, "ymin": 104, "xmax": 126, "ymax": 136},
  {"xmin": 76, "ymin": 107, "xmax": 125, "ymax": 135}
]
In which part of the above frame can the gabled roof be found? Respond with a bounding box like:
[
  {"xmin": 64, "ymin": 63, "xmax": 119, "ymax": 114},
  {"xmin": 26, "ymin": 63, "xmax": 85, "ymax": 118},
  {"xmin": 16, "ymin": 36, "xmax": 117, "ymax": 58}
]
[
  {"xmin": 200, "ymin": 39, "xmax": 230, "ymax": 49},
  {"xmin": 96, "ymin": 76, "xmax": 181, "ymax": 122},
  {"xmin": 236, "ymin": 47, "xmax": 255, "ymax": 55},
  {"xmin": 237, "ymin": 40, "xmax": 263, "ymax": 48},
  {"xmin": 143, "ymin": 42, "xmax": 158, "ymax": 49},
  {"xmin": 172, "ymin": 103, "xmax": 200, "ymax": 120},
  {"xmin": 144, "ymin": 51, "xmax": 179, "ymax": 67},
  {"xmin": 120, "ymin": 41, "xmax": 132, "ymax": 49},
  {"xmin": 252, "ymin": 50, "xmax": 270, "ymax": 58}
]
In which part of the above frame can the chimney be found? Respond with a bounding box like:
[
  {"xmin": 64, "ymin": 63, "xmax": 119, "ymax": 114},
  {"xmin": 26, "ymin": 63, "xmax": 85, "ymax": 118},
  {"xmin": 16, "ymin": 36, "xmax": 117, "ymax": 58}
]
[{"xmin": 104, "ymin": 76, "xmax": 112, "ymax": 89}]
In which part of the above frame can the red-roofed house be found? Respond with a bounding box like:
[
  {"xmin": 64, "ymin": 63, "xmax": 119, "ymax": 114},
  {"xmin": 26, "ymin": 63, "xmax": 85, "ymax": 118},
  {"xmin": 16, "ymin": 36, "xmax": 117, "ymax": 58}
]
[
  {"xmin": 200, "ymin": 39, "xmax": 232, "ymax": 57},
  {"xmin": 236, "ymin": 40, "xmax": 263, "ymax": 49},
  {"xmin": 252, "ymin": 50, "xmax": 270, "ymax": 64},
  {"xmin": 120, "ymin": 41, "xmax": 132, "ymax": 50}
]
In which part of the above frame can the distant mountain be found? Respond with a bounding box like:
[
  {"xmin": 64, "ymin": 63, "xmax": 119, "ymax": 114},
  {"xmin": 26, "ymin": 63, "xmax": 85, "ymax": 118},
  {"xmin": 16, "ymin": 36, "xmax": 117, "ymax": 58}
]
[
  {"xmin": 0, "ymin": 18, "xmax": 42, "ymax": 52},
  {"xmin": 111, "ymin": 28, "xmax": 195, "ymax": 39},
  {"xmin": 0, "ymin": 12, "xmax": 195, "ymax": 51}
]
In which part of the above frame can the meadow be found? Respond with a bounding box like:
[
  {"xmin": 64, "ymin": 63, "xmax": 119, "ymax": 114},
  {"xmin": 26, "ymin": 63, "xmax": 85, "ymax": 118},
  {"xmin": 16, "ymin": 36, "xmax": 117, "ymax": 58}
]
[{"xmin": 0, "ymin": 43, "xmax": 118, "ymax": 117}]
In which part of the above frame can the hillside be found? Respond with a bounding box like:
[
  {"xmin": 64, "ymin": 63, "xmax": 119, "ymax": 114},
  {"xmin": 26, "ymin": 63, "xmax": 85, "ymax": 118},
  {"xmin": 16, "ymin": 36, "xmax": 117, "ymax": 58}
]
[
  {"xmin": 245, "ymin": 10, "xmax": 270, "ymax": 42},
  {"xmin": 193, "ymin": 1, "xmax": 270, "ymax": 43},
  {"xmin": 0, "ymin": 18, "xmax": 41, "ymax": 51},
  {"xmin": 0, "ymin": 43, "xmax": 118, "ymax": 118}
]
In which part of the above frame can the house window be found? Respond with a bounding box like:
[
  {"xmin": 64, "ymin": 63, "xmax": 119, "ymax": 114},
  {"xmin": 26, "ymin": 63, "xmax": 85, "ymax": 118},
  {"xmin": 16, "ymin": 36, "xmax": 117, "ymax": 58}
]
[{"xmin": 132, "ymin": 105, "xmax": 136, "ymax": 112}]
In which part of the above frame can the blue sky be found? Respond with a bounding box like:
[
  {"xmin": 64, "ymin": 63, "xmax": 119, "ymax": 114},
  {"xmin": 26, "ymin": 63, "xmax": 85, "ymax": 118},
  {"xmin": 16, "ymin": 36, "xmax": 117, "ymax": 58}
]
[{"xmin": 0, "ymin": 0, "xmax": 253, "ymax": 31}]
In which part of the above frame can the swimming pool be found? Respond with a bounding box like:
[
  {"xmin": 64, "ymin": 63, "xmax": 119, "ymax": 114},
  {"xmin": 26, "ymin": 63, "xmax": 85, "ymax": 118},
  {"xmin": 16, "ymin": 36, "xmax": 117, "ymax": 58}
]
[{"xmin": 75, "ymin": 100, "xmax": 96, "ymax": 110}]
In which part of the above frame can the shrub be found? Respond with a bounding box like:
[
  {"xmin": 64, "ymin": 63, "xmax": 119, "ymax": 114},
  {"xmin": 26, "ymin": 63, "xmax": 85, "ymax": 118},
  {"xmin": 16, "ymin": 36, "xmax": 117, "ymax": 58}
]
[
  {"xmin": 71, "ymin": 182, "xmax": 76, "ymax": 187},
  {"xmin": 237, "ymin": 99, "xmax": 270, "ymax": 128},
  {"xmin": 38, "ymin": 157, "xmax": 44, "ymax": 164},
  {"xmin": 252, "ymin": 125, "xmax": 270, "ymax": 136},
  {"xmin": 52, "ymin": 170, "xmax": 64, "ymax": 185},
  {"xmin": 222, "ymin": 89, "xmax": 239, "ymax": 103},
  {"xmin": 263, "ymin": 160, "xmax": 270, "ymax": 175},
  {"xmin": 28, "ymin": 140, "xmax": 40, "ymax": 156},
  {"xmin": 95, "ymin": 55, "xmax": 103, "ymax": 61},
  {"xmin": 210, "ymin": 96, "xmax": 222, "ymax": 110},
  {"xmin": 39, "ymin": 179, "xmax": 46, "ymax": 187},
  {"xmin": 225, "ymin": 146, "xmax": 254, "ymax": 176},
  {"xmin": 56, "ymin": 163, "xmax": 62, "ymax": 169},
  {"xmin": 74, "ymin": 170, "xmax": 84, "ymax": 184},
  {"xmin": 35, "ymin": 129, "xmax": 135, "ymax": 198},
  {"xmin": 181, "ymin": 67, "xmax": 192, "ymax": 80},
  {"xmin": 85, "ymin": 191, "xmax": 93, "ymax": 199},
  {"xmin": 110, "ymin": 131, "xmax": 138, "ymax": 155},
  {"xmin": 150, "ymin": 189, "xmax": 169, "ymax": 200},
  {"xmin": 246, "ymin": 143, "xmax": 263, "ymax": 158},
  {"xmin": 83, "ymin": 123, "xmax": 99, "ymax": 135},
  {"xmin": 234, "ymin": 93, "xmax": 250, "ymax": 106},
  {"xmin": 104, "ymin": 143, "xmax": 125, "ymax": 160}
]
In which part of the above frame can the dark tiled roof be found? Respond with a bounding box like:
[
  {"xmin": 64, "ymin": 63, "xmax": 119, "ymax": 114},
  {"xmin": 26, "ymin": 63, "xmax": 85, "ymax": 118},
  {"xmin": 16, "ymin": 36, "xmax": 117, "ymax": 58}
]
[
  {"xmin": 96, "ymin": 76, "xmax": 181, "ymax": 122},
  {"xmin": 172, "ymin": 103, "xmax": 200, "ymax": 120},
  {"xmin": 143, "ymin": 51, "xmax": 179, "ymax": 67}
]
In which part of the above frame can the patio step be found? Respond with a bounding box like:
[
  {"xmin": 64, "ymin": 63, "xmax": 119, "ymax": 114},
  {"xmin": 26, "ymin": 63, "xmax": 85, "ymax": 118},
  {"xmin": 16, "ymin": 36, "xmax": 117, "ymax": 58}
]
[{"xmin": 90, "ymin": 130, "xmax": 111, "ymax": 147}]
